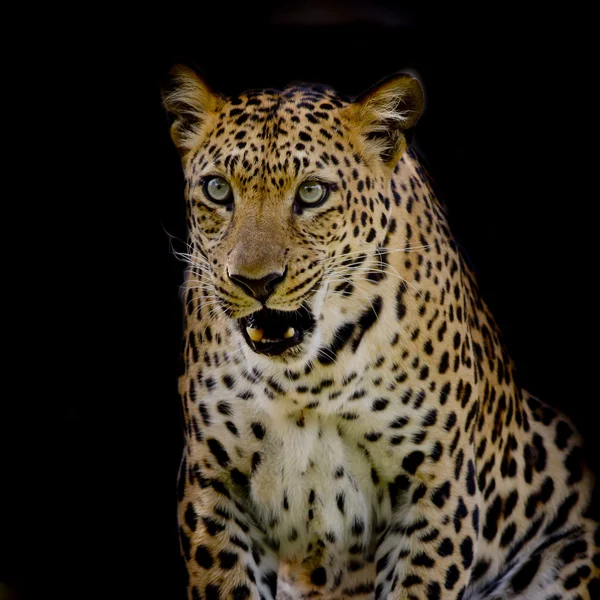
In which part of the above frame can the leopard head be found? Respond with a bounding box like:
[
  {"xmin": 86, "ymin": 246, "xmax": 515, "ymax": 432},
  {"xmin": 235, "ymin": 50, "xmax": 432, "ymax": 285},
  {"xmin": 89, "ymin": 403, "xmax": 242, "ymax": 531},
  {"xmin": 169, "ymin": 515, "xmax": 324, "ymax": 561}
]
[{"xmin": 163, "ymin": 66, "xmax": 423, "ymax": 364}]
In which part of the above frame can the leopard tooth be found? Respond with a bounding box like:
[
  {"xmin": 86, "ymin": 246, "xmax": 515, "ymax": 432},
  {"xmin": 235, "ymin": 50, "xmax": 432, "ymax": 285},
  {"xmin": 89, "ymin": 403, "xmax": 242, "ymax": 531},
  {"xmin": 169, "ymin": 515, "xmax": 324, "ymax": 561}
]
[
  {"xmin": 246, "ymin": 327, "xmax": 264, "ymax": 342},
  {"xmin": 284, "ymin": 327, "xmax": 295, "ymax": 339}
]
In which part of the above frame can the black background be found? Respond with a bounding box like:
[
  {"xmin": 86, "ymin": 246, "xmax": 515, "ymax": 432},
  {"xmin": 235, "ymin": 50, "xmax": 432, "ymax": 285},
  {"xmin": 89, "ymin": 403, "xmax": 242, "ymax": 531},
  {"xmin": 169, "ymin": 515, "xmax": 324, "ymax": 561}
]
[{"xmin": 4, "ymin": 3, "xmax": 598, "ymax": 599}]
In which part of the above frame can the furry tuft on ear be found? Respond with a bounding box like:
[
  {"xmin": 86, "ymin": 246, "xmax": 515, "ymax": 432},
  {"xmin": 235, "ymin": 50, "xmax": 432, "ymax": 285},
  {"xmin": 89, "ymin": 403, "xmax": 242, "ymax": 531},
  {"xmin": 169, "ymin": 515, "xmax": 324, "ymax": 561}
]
[
  {"xmin": 162, "ymin": 65, "xmax": 224, "ymax": 155},
  {"xmin": 353, "ymin": 73, "xmax": 424, "ymax": 167}
]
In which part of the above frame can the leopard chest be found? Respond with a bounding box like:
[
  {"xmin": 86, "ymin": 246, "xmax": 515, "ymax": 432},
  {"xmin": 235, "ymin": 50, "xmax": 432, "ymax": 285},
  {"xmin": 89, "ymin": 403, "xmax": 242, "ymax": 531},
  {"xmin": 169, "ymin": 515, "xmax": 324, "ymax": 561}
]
[
  {"xmin": 192, "ymin": 358, "xmax": 439, "ymax": 567},
  {"xmin": 247, "ymin": 414, "xmax": 384, "ymax": 566},
  {"xmin": 243, "ymin": 394, "xmax": 429, "ymax": 567}
]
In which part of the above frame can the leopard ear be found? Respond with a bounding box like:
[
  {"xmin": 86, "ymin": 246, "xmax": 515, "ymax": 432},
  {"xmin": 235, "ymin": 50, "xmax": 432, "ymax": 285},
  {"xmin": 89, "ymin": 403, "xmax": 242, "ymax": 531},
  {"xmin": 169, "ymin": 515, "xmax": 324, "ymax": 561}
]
[
  {"xmin": 352, "ymin": 73, "xmax": 424, "ymax": 167},
  {"xmin": 162, "ymin": 65, "xmax": 225, "ymax": 155}
]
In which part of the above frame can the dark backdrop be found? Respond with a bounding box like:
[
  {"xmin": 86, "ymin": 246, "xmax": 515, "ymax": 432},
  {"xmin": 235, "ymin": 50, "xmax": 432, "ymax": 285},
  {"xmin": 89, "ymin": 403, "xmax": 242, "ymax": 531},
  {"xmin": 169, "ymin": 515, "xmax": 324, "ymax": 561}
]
[{"xmin": 4, "ymin": 4, "xmax": 597, "ymax": 599}]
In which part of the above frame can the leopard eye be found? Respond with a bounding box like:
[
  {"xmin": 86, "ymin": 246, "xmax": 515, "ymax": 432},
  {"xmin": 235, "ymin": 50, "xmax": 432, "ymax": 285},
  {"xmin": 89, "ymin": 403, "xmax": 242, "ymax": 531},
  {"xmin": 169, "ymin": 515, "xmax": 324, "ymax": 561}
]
[
  {"xmin": 296, "ymin": 180, "xmax": 329, "ymax": 208},
  {"xmin": 203, "ymin": 176, "xmax": 233, "ymax": 204}
]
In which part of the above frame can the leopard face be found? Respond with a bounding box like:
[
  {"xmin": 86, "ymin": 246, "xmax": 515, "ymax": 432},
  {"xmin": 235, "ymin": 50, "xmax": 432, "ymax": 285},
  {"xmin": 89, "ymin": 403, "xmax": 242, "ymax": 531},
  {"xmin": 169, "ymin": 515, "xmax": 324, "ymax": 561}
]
[{"xmin": 165, "ymin": 68, "xmax": 423, "ymax": 365}]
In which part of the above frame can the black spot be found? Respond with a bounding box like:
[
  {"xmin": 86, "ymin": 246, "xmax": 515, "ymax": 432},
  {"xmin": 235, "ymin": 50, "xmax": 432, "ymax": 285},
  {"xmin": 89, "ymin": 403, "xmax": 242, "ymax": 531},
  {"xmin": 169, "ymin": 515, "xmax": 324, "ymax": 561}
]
[
  {"xmin": 262, "ymin": 571, "xmax": 278, "ymax": 598},
  {"xmin": 311, "ymin": 567, "xmax": 327, "ymax": 586},
  {"xmin": 402, "ymin": 451, "xmax": 425, "ymax": 474},
  {"xmin": 430, "ymin": 441, "xmax": 443, "ymax": 462},
  {"xmin": 437, "ymin": 538, "xmax": 453, "ymax": 557},
  {"xmin": 540, "ymin": 476, "xmax": 554, "ymax": 503},
  {"xmin": 565, "ymin": 446, "xmax": 584, "ymax": 484},
  {"xmin": 203, "ymin": 516, "xmax": 226, "ymax": 537},
  {"xmin": 471, "ymin": 506, "xmax": 479, "ymax": 535},
  {"xmin": 195, "ymin": 545, "xmax": 214, "ymax": 569},
  {"xmin": 559, "ymin": 539, "xmax": 587, "ymax": 565},
  {"xmin": 500, "ymin": 522, "xmax": 516, "ymax": 547},
  {"xmin": 390, "ymin": 416, "xmax": 409, "ymax": 429},
  {"xmin": 432, "ymin": 481, "xmax": 451, "ymax": 508},
  {"xmin": 199, "ymin": 403, "xmax": 212, "ymax": 425},
  {"xmin": 420, "ymin": 528, "xmax": 440, "ymax": 543},
  {"xmin": 232, "ymin": 585, "xmax": 251, "ymax": 600},
  {"xmin": 471, "ymin": 560, "xmax": 490, "ymax": 581},
  {"xmin": 460, "ymin": 537, "xmax": 473, "ymax": 569},
  {"xmin": 555, "ymin": 420, "xmax": 574, "ymax": 449},
  {"xmin": 532, "ymin": 433, "xmax": 547, "ymax": 472},
  {"xmin": 210, "ymin": 479, "xmax": 230, "ymax": 498},
  {"xmin": 454, "ymin": 449, "xmax": 465, "ymax": 480},
  {"xmin": 439, "ymin": 381, "xmax": 451, "ymax": 405},
  {"xmin": 503, "ymin": 490, "xmax": 519, "ymax": 518},
  {"xmin": 565, "ymin": 565, "xmax": 592, "ymax": 589},
  {"xmin": 422, "ymin": 409, "xmax": 438, "ymax": 427},
  {"xmin": 205, "ymin": 584, "xmax": 221, "ymax": 600},
  {"xmin": 444, "ymin": 412, "xmax": 457, "ymax": 431},
  {"xmin": 453, "ymin": 497, "xmax": 468, "ymax": 533},
  {"xmin": 231, "ymin": 469, "xmax": 249, "ymax": 488},
  {"xmin": 412, "ymin": 431, "xmax": 427, "ymax": 444},
  {"xmin": 412, "ymin": 552, "xmax": 435, "ymax": 567},
  {"xmin": 402, "ymin": 574, "xmax": 422, "ymax": 587},
  {"xmin": 372, "ymin": 397, "xmax": 389, "ymax": 411},
  {"xmin": 439, "ymin": 351, "xmax": 449, "ymax": 374},
  {"xmin": 588, "ymin": 579, "xmax": 600, "ymax": 598},
  {"xmin": 217, "ymin": 401, "xmax": 232, "ymax": 415},
  {"xmin": 466, "ymin": 460, "xmax": 476, "ymax": 495},
  {"xmin": 207, "ymin": 438, "xmax": 230, "ymax": 467},
  {"xmin": 230, "ymin": 536, "xmax": 249, "ymax": 551},
  {"xmin": 511, "ymin": 553, "xmax": 541, "ymax": 592},
  {"xmin": 396, "ymin": 281, "xmax": 408, "ymax": 320},
  {"xmin": 352, "ymin": 517, "xmax": 364, "ymax": 535},
  {"xmin": 218, "ymin": 549, "xmax": 238, "ymax": 570},
  {"xmin": 483, "ymin": 495, "xmax": 502, "ymax": 541},
  {"xmin": 545, "ymin": 492, "xmax": 579, "ymax": 535},
  {"xmin": 412, "ymin": 483, "xmax": 427, "ymax": 503},
  {"xmin": 395, "ymin": 474, "xmax": 410, "ymax": 490},
  {"xmin": 251, "ymin": 452, "xmax": 262, "ymax": 472},
  {"xmin": 376, "ymin": 552, "xmax": 390, "ymax": 574},
  {"xmin": 185, "ymin": 503, "xmax": 198, "ymax": 531},
  {"xmin": 225, "ymin": 421, "xmax": 239, "ymax": 436},
  {"xmin": 444, "ymin": 564, "xmax": 460, "ymax": 590},
  {"xmin": 317, "ymin": 322, "xmax": 355, "ymax": 364},
  {"xmin": 222, "ymin": 374, "xmax": 235, "ymax": 389},
  {"xmin": 427, "ymin": 581, "xmax": 441, "ymax": 600},
  {"xmin": 251, "ymin": 422, "xmax": 265, "ymax": 439},
  {"xmin": 352, "ymin": 296, "xmax": 383, "ymax": 351}
]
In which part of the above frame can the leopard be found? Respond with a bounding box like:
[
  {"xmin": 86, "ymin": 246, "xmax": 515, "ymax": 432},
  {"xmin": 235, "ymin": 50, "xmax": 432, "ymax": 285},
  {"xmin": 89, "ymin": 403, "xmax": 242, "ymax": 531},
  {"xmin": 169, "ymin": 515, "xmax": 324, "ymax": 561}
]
[{"xmin": 162, "ymin": 64, "xmax": 600, "ymax": 600}]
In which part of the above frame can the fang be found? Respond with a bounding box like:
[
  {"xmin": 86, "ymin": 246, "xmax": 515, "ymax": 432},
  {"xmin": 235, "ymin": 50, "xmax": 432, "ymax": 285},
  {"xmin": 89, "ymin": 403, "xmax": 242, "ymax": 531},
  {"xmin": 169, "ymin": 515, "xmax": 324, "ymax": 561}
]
[{"xmin": 246, "ymin": 327, "xmax": 264, "ymax": 342}]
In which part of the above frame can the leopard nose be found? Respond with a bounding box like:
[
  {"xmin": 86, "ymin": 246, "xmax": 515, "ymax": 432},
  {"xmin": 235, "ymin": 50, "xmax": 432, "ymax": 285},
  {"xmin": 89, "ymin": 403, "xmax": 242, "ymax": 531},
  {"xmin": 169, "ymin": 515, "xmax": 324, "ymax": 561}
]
[{"xmin": 228, "ymin": 270, "xmax": 286, "ymax": 302}]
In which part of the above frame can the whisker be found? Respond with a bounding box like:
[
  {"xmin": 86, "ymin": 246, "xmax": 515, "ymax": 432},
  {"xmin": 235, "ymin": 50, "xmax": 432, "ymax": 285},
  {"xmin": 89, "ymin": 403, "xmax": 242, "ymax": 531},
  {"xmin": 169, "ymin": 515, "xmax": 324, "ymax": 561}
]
[{"xmin": 317, "ymin": 243, "xmax": 432, "ymax": 265}]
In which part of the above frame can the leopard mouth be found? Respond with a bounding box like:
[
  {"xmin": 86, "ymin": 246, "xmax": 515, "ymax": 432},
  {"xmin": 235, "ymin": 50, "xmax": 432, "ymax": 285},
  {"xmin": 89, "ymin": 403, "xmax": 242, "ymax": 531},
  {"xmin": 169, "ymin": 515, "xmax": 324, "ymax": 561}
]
[{"xmin": 239, "ymin": 307, "xmax": 316, "ymax": 356}]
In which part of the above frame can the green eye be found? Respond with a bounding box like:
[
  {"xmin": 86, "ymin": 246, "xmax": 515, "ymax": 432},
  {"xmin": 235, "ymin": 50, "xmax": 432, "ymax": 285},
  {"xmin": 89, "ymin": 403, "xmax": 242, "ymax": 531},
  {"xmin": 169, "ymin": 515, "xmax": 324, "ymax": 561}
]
[
  {"xmin": 296, "ymin": 181, "xmax": 328, "ymax": 207},
  {"xmin": 203, "ymin": 176, "xmax": 233, "ymax": 204}
]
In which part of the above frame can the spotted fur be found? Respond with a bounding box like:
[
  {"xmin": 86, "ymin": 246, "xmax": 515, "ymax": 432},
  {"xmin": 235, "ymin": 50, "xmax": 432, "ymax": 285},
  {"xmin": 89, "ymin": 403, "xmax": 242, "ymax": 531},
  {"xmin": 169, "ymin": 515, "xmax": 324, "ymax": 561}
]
[{"xmin": 163, "ymin": 66, "xmax": 599, "ymax": 600}]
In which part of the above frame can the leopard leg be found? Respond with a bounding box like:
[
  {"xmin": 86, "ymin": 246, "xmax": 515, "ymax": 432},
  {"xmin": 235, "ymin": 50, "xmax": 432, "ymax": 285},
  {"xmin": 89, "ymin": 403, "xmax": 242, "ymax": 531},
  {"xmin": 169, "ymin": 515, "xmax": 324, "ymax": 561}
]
[
  {"xmin": 178, "ymin": 453, "xmax": 280, "ymax": 600},
  {"xmin": 374, "ymin": 452, "xmax": 479, "ymax": 600},
  {"xmin": 467, "ymin": 519, "xmax": 599, "ymax": 600}
]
